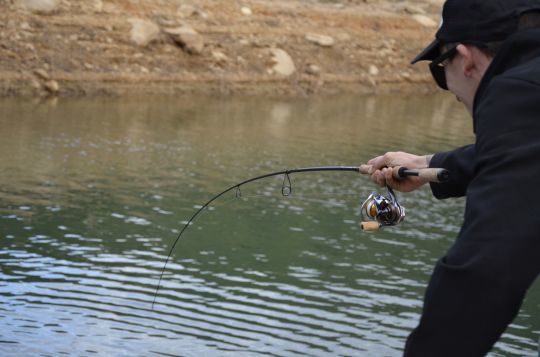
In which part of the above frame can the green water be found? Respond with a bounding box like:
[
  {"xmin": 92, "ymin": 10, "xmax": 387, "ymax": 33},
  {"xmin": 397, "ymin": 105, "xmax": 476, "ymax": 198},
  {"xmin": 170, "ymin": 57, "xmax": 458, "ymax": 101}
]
[{"xmin": 0, "ymin": 95, "xmax": 538, "ymax": 356}]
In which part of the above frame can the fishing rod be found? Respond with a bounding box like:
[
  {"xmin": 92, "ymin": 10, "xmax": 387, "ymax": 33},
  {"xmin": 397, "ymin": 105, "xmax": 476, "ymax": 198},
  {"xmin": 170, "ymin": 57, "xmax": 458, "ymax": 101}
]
[{"xmin": 151, "ymin": 165, "xmax": 449, "ymax": 309}]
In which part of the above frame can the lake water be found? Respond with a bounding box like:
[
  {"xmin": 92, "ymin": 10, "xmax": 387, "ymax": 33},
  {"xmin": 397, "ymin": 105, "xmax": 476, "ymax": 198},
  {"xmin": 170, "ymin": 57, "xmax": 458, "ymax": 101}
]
[{"xmin": 0, "ymin": 95, "xmax": 538, "ymax": 356}]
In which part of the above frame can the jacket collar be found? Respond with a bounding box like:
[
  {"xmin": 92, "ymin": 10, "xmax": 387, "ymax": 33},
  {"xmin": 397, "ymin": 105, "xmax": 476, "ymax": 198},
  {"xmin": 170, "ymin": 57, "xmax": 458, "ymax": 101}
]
[{"xmin": 473, "ymin": 28, "xmax": 540, "ymax": 118}]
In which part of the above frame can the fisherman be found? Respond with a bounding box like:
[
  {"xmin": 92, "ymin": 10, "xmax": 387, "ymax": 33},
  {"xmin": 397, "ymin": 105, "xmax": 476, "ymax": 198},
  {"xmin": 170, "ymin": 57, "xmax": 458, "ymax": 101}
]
[{"xmin": 367, "ymin": 0, "xmax": 540, "ymax": 355}]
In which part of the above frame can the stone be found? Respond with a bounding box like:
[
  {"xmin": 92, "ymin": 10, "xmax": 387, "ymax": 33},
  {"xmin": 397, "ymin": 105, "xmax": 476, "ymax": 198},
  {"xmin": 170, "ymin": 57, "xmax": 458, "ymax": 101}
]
[
  {"xmin": 424, "ymin": 0, "xmax": 445, "ymax": 5},
  {"xmin": 398, "ymin": 4, "xmax": 426, "ymax": 15},
  {"xmin": 177, "ymin": 4, "xmax": 196, "ymax": 18},
  {"xmin": 15, "ymin": 0, "xmax": 60, "ymax": 13},
  {"xmin": 412, "ymin": 14, "xmax": 438, "ymax": 28},
  {"xmin": 241, "ymin": 7, "xmax": 252, "ymax": 16},
  {"xmin": 305, "ymin": 63, "xmax": 321, "ymax": 76},
  {"xmin": 159, "ymin": 19, "xmax": 177, "ymax": 27},
  {"xmin": 177, "ymin": 5, "xmax": 208, "ymax": 19},
  {"xmin": 92, "ymin": 0, "xmax": 103, "ymax": 12},
  {"xmin": 237, "ymin": 56, "xmax": 246, "ymax": 65},
  {"xmin": 193, "ymin": 9, "xmax": 209, "ymax": 20},
  {"xmin": 128, "ymin": 18, "xmax": 160, "ymax": 47},
  {"xmin": 269, "ymin": 48, "xmax": 295, "ymax": 77},
  {"xmin": 336, "ymin": 33, "xmax": 351, "ymax": 42},
  {"xmin": 102, "ymin": 2, "xmax": 119, "ymax": 13},
  {"xmin": 34, "ymin": 68, "xmax": 50, "ymax": 80},
  {"xmin": 44, "ymin": 80, "xmax": 59, "ymax": 93},
  {"xmin": 212, "ymin": 50, "xmax": 228, "ymax": 63},
  {"xmin": 30, "ymin": 79, "xmax": 41, "ymax": 90},
  {"xmin": 369, "ymin": 65, "xmax": 379, "ymax": 76},
  {"xmin": 305, "ymin": 33, "xmax": 335, "ymax": 47},
  {"xmin": 164, "ymin": 25, "xmax": 204, "ymax": 55}
]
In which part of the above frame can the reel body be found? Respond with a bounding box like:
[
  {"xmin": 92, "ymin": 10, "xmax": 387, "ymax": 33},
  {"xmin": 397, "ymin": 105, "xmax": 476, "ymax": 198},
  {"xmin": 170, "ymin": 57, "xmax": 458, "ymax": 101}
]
[{"xmin": 360, "ymin": 186, "xmax": 405, "ymax": 231}]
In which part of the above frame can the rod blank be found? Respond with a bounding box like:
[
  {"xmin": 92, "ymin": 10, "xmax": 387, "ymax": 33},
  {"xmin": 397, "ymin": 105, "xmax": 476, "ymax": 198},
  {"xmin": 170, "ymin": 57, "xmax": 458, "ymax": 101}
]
[
  {"xmin": 152, "ymin": 165, "xmax": 368, "ymax": 309},
  {"xmin": 152, "ymin": 164, "xmax": 451, "ymax": 309}
]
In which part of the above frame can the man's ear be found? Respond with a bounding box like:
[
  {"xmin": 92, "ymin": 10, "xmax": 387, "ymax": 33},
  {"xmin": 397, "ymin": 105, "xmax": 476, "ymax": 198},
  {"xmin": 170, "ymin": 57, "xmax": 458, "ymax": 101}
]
[{"xmin": 456, "ymin": 44, "xmax": 474, "ymax": 77}]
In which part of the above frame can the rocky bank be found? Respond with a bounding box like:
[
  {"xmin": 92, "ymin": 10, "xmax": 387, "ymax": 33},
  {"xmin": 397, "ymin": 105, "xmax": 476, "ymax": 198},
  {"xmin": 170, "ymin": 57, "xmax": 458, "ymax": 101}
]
[{"xmin": 0, "ymin": 0, "xmax": 445, "ymax": 97}]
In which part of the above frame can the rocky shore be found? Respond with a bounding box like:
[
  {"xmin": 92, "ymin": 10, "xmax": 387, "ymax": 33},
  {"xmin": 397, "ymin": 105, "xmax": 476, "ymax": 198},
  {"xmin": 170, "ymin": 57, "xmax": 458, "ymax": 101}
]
[{"xmin": 0, "ymin": 0, "xmax": 444, "ymax": 97}]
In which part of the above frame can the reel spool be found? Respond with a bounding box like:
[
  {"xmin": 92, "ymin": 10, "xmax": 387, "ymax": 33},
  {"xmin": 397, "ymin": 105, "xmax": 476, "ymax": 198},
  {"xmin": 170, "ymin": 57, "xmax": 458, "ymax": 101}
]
[{"xmin": 360, "ymin": 186, "xmax": 405, "ymax": 231}]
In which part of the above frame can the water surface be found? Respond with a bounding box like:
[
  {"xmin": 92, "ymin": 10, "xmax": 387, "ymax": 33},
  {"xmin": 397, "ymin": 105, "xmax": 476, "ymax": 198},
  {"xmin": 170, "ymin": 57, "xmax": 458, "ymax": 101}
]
[{"xmin": 0, "ymin": 95, "xmax": 538, "ymax": 356}]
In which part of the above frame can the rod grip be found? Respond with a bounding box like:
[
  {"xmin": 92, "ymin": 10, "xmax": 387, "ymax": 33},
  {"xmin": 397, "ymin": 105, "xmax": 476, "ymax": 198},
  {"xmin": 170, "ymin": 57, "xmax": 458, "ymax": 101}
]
[
  {"xmin": 359, "ymin": 165, "xmax": 449, "ymax": 183},
  {"xmin": 359, "ymin": 164, "xmax": 414, "ymax": 180},
  {"xmin": 414, "ymin": 167, "xmax": 449, "ymax": 183}
]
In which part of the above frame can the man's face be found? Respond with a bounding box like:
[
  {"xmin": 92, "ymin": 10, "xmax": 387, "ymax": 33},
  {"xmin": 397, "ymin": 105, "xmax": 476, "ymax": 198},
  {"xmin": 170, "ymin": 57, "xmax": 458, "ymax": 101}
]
[
  {"xmin": 444, "ymin": 51, "xmax": 471, "ymax": 110},
  {"xmin": 439, "ymin": 44, "xmax": 489, "ymax": 116}
]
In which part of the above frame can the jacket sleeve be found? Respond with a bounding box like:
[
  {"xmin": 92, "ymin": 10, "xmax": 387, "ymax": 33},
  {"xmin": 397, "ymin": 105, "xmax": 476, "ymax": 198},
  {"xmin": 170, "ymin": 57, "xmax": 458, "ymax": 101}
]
[{"xmin": 428, "ymin": 144, "xmax": 475, "ymax": 199}]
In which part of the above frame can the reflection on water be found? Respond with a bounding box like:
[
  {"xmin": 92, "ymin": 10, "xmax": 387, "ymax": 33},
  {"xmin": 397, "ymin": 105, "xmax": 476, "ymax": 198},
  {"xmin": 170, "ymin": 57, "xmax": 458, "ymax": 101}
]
[{"xmin": 0, "ymin": 95, "xmax": 538, "ymax": 356}]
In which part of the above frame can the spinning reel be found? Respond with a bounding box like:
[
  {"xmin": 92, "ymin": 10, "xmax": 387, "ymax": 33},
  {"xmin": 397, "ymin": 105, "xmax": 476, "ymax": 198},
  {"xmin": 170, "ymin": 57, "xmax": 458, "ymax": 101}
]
[{"xmin": 360, "ymin": 186, "xmax": 405, "ymax": 231}]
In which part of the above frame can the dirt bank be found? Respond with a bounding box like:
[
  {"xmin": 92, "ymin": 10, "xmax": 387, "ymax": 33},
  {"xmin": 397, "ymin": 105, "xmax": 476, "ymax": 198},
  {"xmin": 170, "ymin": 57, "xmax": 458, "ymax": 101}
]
[{"xmin": 0, "ymin": 0, "xmax": 445, "ymax": 97}]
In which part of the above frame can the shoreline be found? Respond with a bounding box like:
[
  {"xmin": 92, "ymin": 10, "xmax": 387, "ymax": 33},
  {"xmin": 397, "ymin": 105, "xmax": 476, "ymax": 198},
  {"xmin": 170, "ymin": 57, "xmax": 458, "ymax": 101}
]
[{"xmin": 1, "ymin": 0, "xmax": 443, "ymax": 97}]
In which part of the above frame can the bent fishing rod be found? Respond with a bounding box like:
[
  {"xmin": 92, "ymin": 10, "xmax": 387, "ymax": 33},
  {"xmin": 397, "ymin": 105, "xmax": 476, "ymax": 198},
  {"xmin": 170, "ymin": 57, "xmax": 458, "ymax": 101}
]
[{"xmin": 151, "ymin": 165, "xmax": 449, "ymax": 309}]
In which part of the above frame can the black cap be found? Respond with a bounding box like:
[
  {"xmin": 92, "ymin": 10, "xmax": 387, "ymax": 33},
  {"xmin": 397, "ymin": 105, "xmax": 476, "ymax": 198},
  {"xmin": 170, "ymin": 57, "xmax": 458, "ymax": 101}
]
[{"xmin": 411, "ymin": 0, "xmax": 540, "ymax": 64}]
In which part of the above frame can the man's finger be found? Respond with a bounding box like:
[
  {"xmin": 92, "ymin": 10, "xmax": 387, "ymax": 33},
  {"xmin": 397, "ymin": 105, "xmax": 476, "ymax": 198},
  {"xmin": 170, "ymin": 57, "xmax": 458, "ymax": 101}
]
[
  {"xmin": 367, "ymin": 156, "xmax": 385, "ymax": 171},
  {"xmin": 371, "ymin": 170, "xmax": 386, "ymax": 187},
  {"xmin": 384, "ymin": 167, "xmax": 402, "ymax": 190}
]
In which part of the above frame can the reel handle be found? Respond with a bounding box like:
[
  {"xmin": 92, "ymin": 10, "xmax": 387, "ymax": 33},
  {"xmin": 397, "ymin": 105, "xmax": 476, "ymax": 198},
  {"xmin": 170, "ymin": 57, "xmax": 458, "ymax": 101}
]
[
  {"xmin": 360, "ymin": 221, "xmax": 381, "ymax": 231},
  {"xmin": 359, "ymin": 165, "xmax": 449, "ymax": 183}
]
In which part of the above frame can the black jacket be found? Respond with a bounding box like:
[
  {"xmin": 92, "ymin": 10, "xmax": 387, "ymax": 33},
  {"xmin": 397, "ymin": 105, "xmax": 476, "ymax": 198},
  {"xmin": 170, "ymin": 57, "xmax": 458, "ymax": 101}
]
[{"xmin": 405, "ymin": 28, "xmax": 540, "ymax": 356}]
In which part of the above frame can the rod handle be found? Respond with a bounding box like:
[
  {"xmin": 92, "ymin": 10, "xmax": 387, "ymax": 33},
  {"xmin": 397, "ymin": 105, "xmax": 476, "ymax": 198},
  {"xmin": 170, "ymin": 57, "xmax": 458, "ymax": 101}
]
[
  {"xmin": 360, "ymin": 221, "xmax": 380, "ymax": 231},
  {"xmin": 404, "ymin": 167, "xmax": 449, "ymax": 183},
  {"xmin": 359, "ymin": 165, "xmax": 449, "ymax": 183}
]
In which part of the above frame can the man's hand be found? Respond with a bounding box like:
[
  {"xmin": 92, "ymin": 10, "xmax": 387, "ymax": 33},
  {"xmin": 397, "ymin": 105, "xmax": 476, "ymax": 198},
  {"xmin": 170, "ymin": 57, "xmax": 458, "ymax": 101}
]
[{"xmin": 367, "ymin": 151, "xmax": 433, "ymax": 192}]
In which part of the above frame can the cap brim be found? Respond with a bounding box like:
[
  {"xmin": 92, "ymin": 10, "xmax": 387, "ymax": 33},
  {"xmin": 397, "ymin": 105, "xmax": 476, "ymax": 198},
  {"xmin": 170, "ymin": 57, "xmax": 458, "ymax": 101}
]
[{"xmin": 410, "ymin": 38, "xmax": 441, "ymax": 64}]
